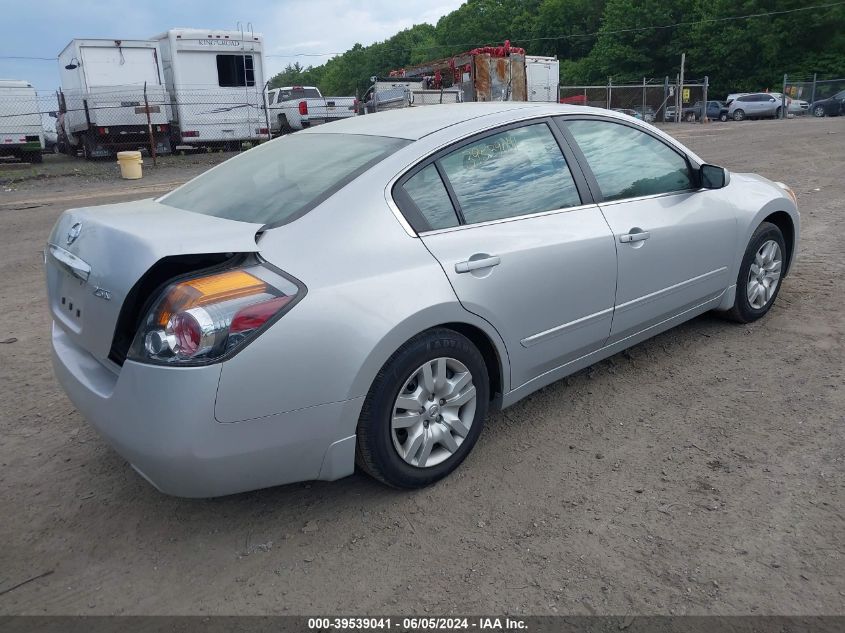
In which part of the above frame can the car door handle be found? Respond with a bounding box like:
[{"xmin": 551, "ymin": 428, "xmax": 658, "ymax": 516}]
[
  {"xmin": 455, "ymin": 256, "xmax": 501, "ymax": 273},
  {"xmin": 619, "ymin": 231, "xmax": 650, "ymax": 243}
]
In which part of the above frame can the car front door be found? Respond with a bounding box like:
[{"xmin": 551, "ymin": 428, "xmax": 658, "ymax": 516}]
[
  {"xmin": 394, "ymin": 121, "xmax": 618, "ymax": 388},
  {"xmin": 559, "ymin": 117, "xmax": 737, "ymax": 343}
]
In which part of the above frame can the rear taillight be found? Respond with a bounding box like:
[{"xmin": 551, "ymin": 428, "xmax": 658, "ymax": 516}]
[
  {"xmin": 181, "ymin": 130, "xmax": 199, "ymax": 138},
  {"xmin": 255, "ymin": 127, "xmax": 269, "ymax": 135},
  {"xmin": 298, "ymin": 100, "xmax": 308, "ymax": 115},
  {"xmin": 127, "ymin": 264, "xmax": 302, "ymax": 366},
  {"xmin": 98, "ymin": 126, "xmax": 109, "ymax": 135}
]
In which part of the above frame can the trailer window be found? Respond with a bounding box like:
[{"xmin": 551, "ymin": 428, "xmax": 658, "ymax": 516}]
[{"xmin": 216, "ymin": 54, "xmax": 255, "ymax": 87}]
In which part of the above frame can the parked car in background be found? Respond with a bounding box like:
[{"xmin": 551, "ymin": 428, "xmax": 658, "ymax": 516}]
[
  {"xmin": 361, "ymin": 78, "xmax": 462, "ymax": 114},
  {"xmin": 810, "ymin": 90, "xmax": 845, "ymax": 117},
  {"xmin": 663, "ymin": 105, "xmax": 677, "ymax": 121},
  {"xmin": 46, "ymin": 102, "xmax": 799, "ymax": 497},
  {"xmin": 682, "ymin": 100, "xmax": 725, "ymax": 122},
  {"xmin": 267, "ymin": 86, "xmax": 357, "ymax": 133},
  {"xmin": 727, "ymin": 93, "xmax": 782, "ymax": 121},
  {"xmin": 42, "ymin": 126, "xmax": 58, "ymax": 154},
  {"xmin": 611, "ymin": 108, "xmax": 641, "ymax": 119},
  {"xmin": 633, "ymin": 106, "xmax": 655, "ymax": 122},
  {"xmin": 767, "ymin": 92, "xmax": 810, "ymax": 115}
]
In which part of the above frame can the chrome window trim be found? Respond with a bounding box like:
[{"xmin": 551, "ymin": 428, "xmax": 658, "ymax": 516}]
[{"xmin": 417, "ymin": 202, "xmax": 601, "ymax": 237}]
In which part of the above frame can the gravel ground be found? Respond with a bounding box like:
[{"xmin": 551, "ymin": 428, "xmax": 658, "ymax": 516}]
[{"xmin": 0, "ymin": 117, "xmax": 842, "ymax": 616}]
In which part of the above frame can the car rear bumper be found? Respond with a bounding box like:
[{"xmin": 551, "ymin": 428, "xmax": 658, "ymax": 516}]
[{"xmin": 51, "ymin": 323, "xmax": 362, "ymax": 497}]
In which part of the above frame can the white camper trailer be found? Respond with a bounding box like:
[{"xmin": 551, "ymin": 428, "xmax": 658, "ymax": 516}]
[
  {"xmin": 525, "ymin": 55, "xmax": 560, "ymax": 103},
  {"xmin": 57, "ymin": 39, "xmax": 171, "ymax": 158},
  {"xmin": 152, "ymin": 28, "xmax": 269, "ymax": 148},
  {"xmin": 0, "ymin": 80, "xmax": 44, "ymax": 163}
]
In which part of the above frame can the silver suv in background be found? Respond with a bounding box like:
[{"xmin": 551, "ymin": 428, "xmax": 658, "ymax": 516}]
[{"xmin": 727, "ymin": 93, "xmax": 783, "ymax": 121}]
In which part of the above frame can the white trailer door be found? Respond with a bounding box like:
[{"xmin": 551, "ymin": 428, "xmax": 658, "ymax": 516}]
[
  {"xmin": 80, "ymin": 46, "xmax": 161, "ymax": 87},
  {"xmin": 527, "ymin": 61, "xmax": 554, "ymax": 102}
]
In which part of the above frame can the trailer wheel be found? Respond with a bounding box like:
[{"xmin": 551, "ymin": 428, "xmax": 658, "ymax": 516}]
[{"xmin": 22, "ymin": 151, "xmax": 43, "ymax": 164}]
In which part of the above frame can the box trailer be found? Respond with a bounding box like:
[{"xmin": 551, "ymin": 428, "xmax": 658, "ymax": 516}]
[
  {"xmin": 57, "ymin": 39, "xmax": 171, "ymax": 158},
  {"xmin": 152, "ymin": 28, "xmax": 269, "ymax": 148},
  {"xmin": 525, "ymin": 55, "xmax": 559, "ymax": 102},
  {"xmin": 0, "ymin": 80, "xmax": 44, "ymax": 163},
  {"xmin": 393, "ymin": 41, "xmax": 528, "ymax": 103}
]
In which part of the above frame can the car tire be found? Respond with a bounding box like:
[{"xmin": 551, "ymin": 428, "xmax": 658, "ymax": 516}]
[
  {"xmin": 725, "ymin": 222, "xmax": 787, "ymax": 323},
  {"xmin": 356, "ymin": 328, "xmax": 490, "ymax": 488},
  {"xmin": 775, "ymin": 106, "xmax": 783, "ymax": 119},
  {"xmin": 813, "ymin": 105, "xmax": 825, "ymax": 117},
  {"xmin": 719, "ymin": 112, "xmax": 728, "ymax": 122},
  {"xmin": 733, "ymin": 109, "xmax": 745, "ymax": 121}
]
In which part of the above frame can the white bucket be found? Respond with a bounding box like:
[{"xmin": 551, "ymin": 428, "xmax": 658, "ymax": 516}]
[{"xmin": 116, "ymin": 151, "xmax": 143, "ymax": 179}]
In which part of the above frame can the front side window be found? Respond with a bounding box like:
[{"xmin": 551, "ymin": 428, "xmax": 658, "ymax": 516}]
[
  {"xmin": 438, "ymin": 123, "xmax": 581, "ymax": 225},
  {"xmin": 566, "ymin": 119, "xmax": 693, "ymax": 201},
  {"xmin": 217, "ymin": 54, "xmax": 255, "ymax": 87}
]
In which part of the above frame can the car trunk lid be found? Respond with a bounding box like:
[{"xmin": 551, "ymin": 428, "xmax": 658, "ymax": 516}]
[{"xmin": 46, "ymin": 198, "xmax": 262, "ymax": 363}]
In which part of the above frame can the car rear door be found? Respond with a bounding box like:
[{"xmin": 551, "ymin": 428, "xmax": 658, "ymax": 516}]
[
  {"xmin": 394, "ymin": 120, "xmax": 618, "ymax": 388},
  {"xmin": 558, "ymin": 116, "xmax": 736, "ymax": 343}
]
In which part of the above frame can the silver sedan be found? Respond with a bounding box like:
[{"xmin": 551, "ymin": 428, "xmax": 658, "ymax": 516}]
[{"xmin": 46, "ymin": 103, "xmax": 799, "ymax": 497}]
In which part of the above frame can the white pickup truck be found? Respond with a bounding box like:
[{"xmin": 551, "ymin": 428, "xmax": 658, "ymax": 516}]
[{"xmin": 267, "ymin": 86, "xmax": 356, "ymax": 133}]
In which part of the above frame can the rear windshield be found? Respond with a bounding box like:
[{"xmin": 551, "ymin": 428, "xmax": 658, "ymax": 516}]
[
  {"xmin": 160, "ymin": 133, "xmax": 409, "ymax": 226},
  {"xmin": 277, "ymin": 88, "xmax": 321, "ymax": 102}
]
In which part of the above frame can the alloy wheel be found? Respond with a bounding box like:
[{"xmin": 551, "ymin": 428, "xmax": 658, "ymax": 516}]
[
  {"xmin": 746, "ymin": 240, "xmax": 782, "ymax": 310},
  {"xmin": 391, "ymin": 357, "xmax": 477, "ymax": 468}
]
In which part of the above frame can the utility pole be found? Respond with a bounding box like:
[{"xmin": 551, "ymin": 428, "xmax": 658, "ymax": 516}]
[
  {"xmin": 702, "ymin": 76, "xmax": 709, "ymax": 124},
  {"xmin": 607, "ymin": 77, "xmax": 612, "ymax": 109},
  {"xmin": 677, "ymin": 53, "xmax": 685, "ymax": 123}
]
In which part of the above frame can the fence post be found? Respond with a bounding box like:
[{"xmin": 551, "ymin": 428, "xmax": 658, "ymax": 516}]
[
  {"xmin": 810, "ymin": 73, "xmax": 817, "ymax": 106},
  {"xmin": 663, "ymin": 76, "xmax": 669, "ymax": 122},
  {"xmin": 675, "ymin": 74, "xmax": 680, "ymax": 123},
  {"xmin": 262, "ymin": 80, "xmax": 272, "ymax": 142},
  {"xmin": 702, "ymin": 76, "xmax": 709, "ymax": 124},
  {"xmin": 607, "ymin": 77, "xmax": 612, "ymax": 109},
  {"xmin": 143, "ymin": 82, "xmax": 157, "ymax": 167},
  {"xmin": 781, "ymin": 73, "xmax": 788, "ymax": 120},
  {"xmin": 677, "ymin": 53, "xmax": 685, "ymax": 123},
  {"xmin": 642, "ymin": 77, "xmax": 646, "ymax": 120}
]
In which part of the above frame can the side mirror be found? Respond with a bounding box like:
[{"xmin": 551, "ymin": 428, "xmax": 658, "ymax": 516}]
[{"xmin": 700, "ymin": 164, "xmax": 729, "ymax": 189}]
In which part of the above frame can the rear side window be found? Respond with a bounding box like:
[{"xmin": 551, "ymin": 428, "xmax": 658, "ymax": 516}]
[
  {"xmin": 217, "ymin": 54, "xmax": 255, "ymax": 87},
  {"xmin": 277, "ymin": 88, "xmax": 321, "ymax": 102},
  {"xmin": 160, "ymin": 133, "xmax": 409, "ymax": 226},
  {"xmin": 567, "ymin": 120, "xmax": 693, "ymax": 201},
  {"xmin": 401, "ymin": 165, "xmax": 459, "ymax": 230},
  {"xmin": 438, "ymin": 123, "xmax": 581, "ymax": 225}
]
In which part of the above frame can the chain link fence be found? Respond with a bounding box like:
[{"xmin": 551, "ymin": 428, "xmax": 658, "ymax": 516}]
[
  {"xmin": 0, "ymin": 86, "xmax": 273, "ymax": 163},
  {"xmin": 560, "ymin": 78, "xmax": 710, "ymax": 123},
  {"xmin": 783, "ymin": 74, "xmax": 845, "ymax": 117}
]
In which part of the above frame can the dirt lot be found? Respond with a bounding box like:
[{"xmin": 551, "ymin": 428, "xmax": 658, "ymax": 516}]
[{"xmin": 0, "ymin": 118, "xmax": 842, "ymax": 616}]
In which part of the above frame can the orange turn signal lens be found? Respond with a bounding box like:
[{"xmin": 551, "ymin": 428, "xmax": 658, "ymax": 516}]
[{"xmin": 156, "ymin": 270, "xmax": 267, "ymax": 327}]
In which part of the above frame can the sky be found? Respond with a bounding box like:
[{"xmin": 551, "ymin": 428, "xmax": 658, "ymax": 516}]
[{"xmin": 0, "ymin": 0, "xmax": 465, "ymax": 92}]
